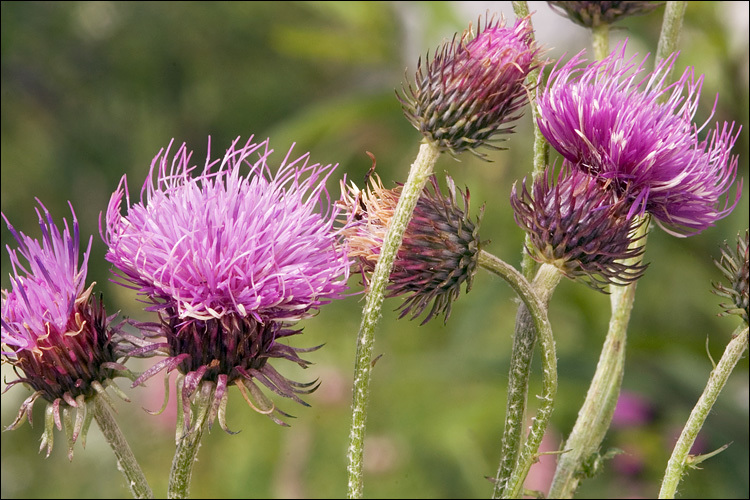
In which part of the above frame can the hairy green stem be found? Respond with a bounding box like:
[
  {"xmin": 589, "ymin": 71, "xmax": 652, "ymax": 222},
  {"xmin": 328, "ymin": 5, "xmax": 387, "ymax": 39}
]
[
  {"xmin": 346, "ymin": 140, "xmax": 440, "ymax": 498},
  {"xmin": 659, "ymin": 326, "xmax": 749, "ymax": 498},
  {"xmin": 592, "ymin": 22, "xmax": 610, "ymax": 61},
  {"xmin": 656, "ymin": 1, "xmax": 687, "ymax": 70},
  {"xmin": 490, "ymin": 263, "xmax": 562, "ymax": 498},
  {"xmin": 168, "ymin": 382, "xmax": 213, "ymax": 499},
  {"xmin": 92, "ymin": 395, "xmax": 154, "ymax": 499},
  {"xmin": 548, "ymin": 222, "xmax": 649, "ymax": 498},
  {"xmin": 478, "ymin": 254, "xmax": 559, "ymax": 498},
  {"xmin": 512, "ymin": 0, "xmax": 548, "ymax": 280}
]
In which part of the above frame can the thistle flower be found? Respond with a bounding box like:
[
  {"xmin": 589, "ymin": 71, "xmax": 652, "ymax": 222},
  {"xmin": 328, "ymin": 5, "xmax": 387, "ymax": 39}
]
[
  {"xmin": 398, "ymin": 14, "xmax": 540, "ymax": 158},
  {"xmin": 712, "ymin": 230, "xmax": 749, "ymax": 325},
  {"xmin": 547, "ymin": 1, "xmax": 663, "ymax": 28},
  {"xmin": 536, "ymin": 41, "xmax": 742, "ymax": 237},
  {"xmin": 2, "ymin": 201, "xmax": 128, "ymax": 459},
  {"xmin": 101, "ymin": 136, "xmax": 351, "ymax": 430},
  {"xmin": 510, "ymin": 164, "xmax": 648, "ymax": 290},
  {"xmin": 339, "ymin": 169, "xmax": 482, "ymax": 325}
]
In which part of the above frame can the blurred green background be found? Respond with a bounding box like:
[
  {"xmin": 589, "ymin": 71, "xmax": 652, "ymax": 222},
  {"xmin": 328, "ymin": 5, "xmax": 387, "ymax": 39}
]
[{"xmin": 1, "ymin": 1, "xmax": 747, "ymax": 498}]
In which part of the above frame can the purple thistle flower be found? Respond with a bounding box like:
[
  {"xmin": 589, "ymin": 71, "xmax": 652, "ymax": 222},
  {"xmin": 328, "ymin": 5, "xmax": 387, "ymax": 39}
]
[
  {"xmin": 536, "ymin": 41, "xmax": 742, "ymax": 237},
  {"xmin": 398, "ymin": 14, "xmax": 540, "ymax": 158},
  {"xmin": 2, "ymin": 200, "xmax": 127, "ymax": 459},
  {"xmin": 338, "ymin": 168, "xmax": 482, "ymax": 324},
  {"xmin": 511, "ymin": 164, "xmax": 648, "ymax": 290},
  {"xmin": 101, "ymin": 136, "xmax": 351, "ymax": 430}
]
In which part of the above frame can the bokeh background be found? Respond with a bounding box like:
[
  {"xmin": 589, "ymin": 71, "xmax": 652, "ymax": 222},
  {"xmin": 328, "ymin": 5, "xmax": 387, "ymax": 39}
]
[{"xmin": 1, "ymin": 1, "xmax": 748, "ymax": 498}]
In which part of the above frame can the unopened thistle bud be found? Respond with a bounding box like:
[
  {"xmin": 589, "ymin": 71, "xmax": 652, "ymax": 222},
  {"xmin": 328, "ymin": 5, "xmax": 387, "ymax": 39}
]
[
  {"xmin": 547, "ymin": 1, "xmax": 663, "ymax": 28},
  {"xmin": 2, "ymin": 201, "xmax": 129, "ymax": 460},
  {"xmin": 398, "ymin": 14, "xmax": 540, "ymax": 158},
  {"xmin": 510, "ymin": 165, "xmax": 648, "ymax": 291},
  {"xmin": 712, "ymin": 230, "xmax": 749, "ymax": 325},
  {"xmin": 339, "ymin": 170, "xmax": 483, "ymax": 324}
]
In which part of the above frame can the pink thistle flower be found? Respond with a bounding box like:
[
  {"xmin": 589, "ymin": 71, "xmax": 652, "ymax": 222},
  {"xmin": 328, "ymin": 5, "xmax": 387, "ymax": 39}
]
[
  {"xmin": 399, "ymin": 14, "xmax": 540, "ymax": 158},
  {"xmin": 102, "ymin": 136, "xmax": 351, "ymax": 430},
  {"xmin": 2, "ymin": 201, "xmax": 128, "ymax": 459},
  {"xmin": 536, "ymin": 41, "xmax": 742, "ymax": 237}
]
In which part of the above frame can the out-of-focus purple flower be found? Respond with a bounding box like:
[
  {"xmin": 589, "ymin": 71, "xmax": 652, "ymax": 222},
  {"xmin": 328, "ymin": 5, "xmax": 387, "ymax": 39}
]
[
  {"xmin": 399, "ymin": 14, "xmax": 540, "ymax": 158},
  {"xmin": 536, "ymin": 41, "xmax": 742, "ymax": 237},
  {"xmin": 102, "ymin": 136, "xmax": 351, "ymax": 431},
  {"xmin": 713, "ymin": 230, "xmax": 749, "ymax": 325},
  {"xmin": 2, "ymin": 201, "xmax": 127, "ymax": 459},
  {"xmin": 547, "ymin": 1, "xmax": 663, "ymax": 28},
  {"xmin": 338, "ymin": 169, "xmax": 482, "ymax": 325},
  {"xmin": 511, "ymin": 163, "xmax": 648, "ymax": 291},
  {"xmin": 612, "ymin": 391, "xmax": 656, "ymax": 428}
]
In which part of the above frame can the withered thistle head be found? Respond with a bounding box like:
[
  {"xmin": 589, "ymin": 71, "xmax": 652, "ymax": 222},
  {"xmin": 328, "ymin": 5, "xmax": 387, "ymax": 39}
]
[
  {"xmin": 339, "ymin": 169, "xmax": 483, "ymax": 325},
  {"xmin": 2, "ymin": 201, "xmax": 129, "ymax": 459},
  {"xmin": 511, "ymin": 164, "xmax": 648, "ymax": 291},
  {"xmin": 547, "ymin": 1, "xmax": 663, "ymax": 28},
  {"xmin": 713, "ymin": 230, "xmax": 749, "ymax": 325},
  {"xmin": 398, "ymin": 14, "xmax": 540, "ymax": 159}
]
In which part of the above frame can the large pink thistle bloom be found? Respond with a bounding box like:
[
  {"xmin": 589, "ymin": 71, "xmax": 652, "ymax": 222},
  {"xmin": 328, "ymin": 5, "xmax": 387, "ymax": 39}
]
[
  {"xmin": 102, "ymin": 136, "xmax": 351, "ymax": 430},
  {"xmin": 536, "ymin": 41, "xmax": 742, "ymax": 237}
]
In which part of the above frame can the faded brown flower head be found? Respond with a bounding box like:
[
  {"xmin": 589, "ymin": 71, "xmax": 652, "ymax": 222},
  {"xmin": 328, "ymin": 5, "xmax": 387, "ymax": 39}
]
[
  {"xmin": 339, "ymin": 170, "xmax": 483, "ymax": 324},
  {"xmin": 547, "ymin": 1, "xmax": 663, "ymax": 28}
]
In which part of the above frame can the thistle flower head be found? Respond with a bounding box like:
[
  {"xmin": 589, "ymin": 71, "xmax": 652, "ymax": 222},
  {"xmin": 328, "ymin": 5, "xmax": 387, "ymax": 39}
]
[
  {"xmin": 547, "ymin": 1, "xmax": 663, "ymax": 28},
  {"xmin": 399, "ymin": 14, "xmax": 540, "ymax": 159},
  {"xmin": 102, "ymin": 136, "xmax": 351, "ymax": 430},
  {"xmin": 2, "ymin": 201, "xmax": 127, "ymax": 459},
  {"xmin": 536, "ymin": 41, "xmax": 742, "ymax": 237},
  {"xmin": 712, "ymin": 230, "xmax": 749, "ymax": 325},
  {"xmin": 339, "ymin": 168, "xmax": 483, "ymax": 324},
  {"xmin": 510, "ymin": 164, "xmax": 648, "ymax": 291}
]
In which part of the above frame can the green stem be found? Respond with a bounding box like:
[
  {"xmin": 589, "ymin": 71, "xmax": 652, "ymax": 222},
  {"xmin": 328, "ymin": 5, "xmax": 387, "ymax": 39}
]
[
  {"xmin": 548, "ymin": 222, "xmax": 649, "ymax": 499},
  {"xmin": 659, "ymin": 326, "xmax": 749, "ymax": 499},
  {"xmin": 92, "ymin": 396, "xmax": 154, "ymax": 499},
  {"xmin": 489, "ymin": 262, "xmax": 562, "ymax": 498},
  {"xmin": 592, "ymin": 22, "xmax": 610, "ymax": 61},
  {"xmin": 478, "ymin": 254, "xmax": 560, "ymax": 499},
  {"xmin": 656, "ymin": 1, "xmax": 687, "ymax": 68},
  {"xmin": 346, "ymin": 140, "xmax": 441, "ymax": 499},
  {"xmin": 512, "ymin": 0, "xmax": 548, "ymax": 280},
  {"xmin": 168, "ymin": 382, "xmax": 213, "ymax": 499}
]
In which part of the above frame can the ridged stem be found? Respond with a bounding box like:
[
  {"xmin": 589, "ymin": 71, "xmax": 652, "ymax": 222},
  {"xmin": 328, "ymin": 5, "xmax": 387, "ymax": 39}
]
[
  {"xmin": 346, "ymin": 140, "xmax": 440, "ymax": 498},
  {"xmin": 92, "ymin": 395, "xmax": 154, "ymax": 499},
  {"xmin": 168, "ymin": 381, "xmax": 212, "ymax": 499},
  {"xmin": 659, "ymin": 325, "xmax": 749, "ymax": 498},
  {"xmin": 548, "ymin": 222, "xmax": 649, "ymax": 498},
  {"xmin": 478, "ymin": 255, "xmax": 560, "ymax": 498},
  {"xmin": 512, "ymin": 0, "xmax": 548, "ymax": 280}
]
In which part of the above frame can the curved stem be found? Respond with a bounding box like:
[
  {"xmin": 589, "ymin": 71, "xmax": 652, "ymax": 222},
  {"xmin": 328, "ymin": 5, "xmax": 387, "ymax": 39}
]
[
  {"xmin": 478, "ymin": 253, "xmax": 560, "ymax": 499},
  {"xmin": 656, "ymin": 2, "xmax": 687, "ymax": 69},
  {"xmin": 168, "ymin": 382, "xmax": 213, "ymax": 499},
  {"xmin": 346, "ymin": 140, "xmax": 440, "ymax": 498},
  {"xmin": 489, "ymin": 262, "xmax": 562, "ymax": 498},
  {"xmin": 92, "ymin": 396, "xmax": 154, "ymax": 499},
  {"xmin": 659, "ymin": 326, "xmax": 749, "ymax": 499}
]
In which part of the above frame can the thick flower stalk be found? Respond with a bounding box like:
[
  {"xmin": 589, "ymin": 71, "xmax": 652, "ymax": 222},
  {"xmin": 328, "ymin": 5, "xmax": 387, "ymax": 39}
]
[
  {"xmin": 398, "ymin": 14, "xmax": 540, "ymax": 158},
  {"xmin": 511, "ymin": 164, "xmax": 648, "ymax": 291},
  {"xmin": 536, "ymin": 41, "xmax": 742, "ymax": 237},
  {"xmin": 339, "ymin": 170, "xmax": 483, "ymax": 325},
  {"xmin": 547, "ymin": 1, "xmax": 664, "ymax": 28},
  {"xmin": 712, "ymin": 230, "xmax": 749, "ymax": 325},
  {"xmin": 2, "ymin": 200, "xmax": 131, "ymax": 460},
  {"xmin": 102, "ymin": 136, "xmax": 351, "ymax": 432}
]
